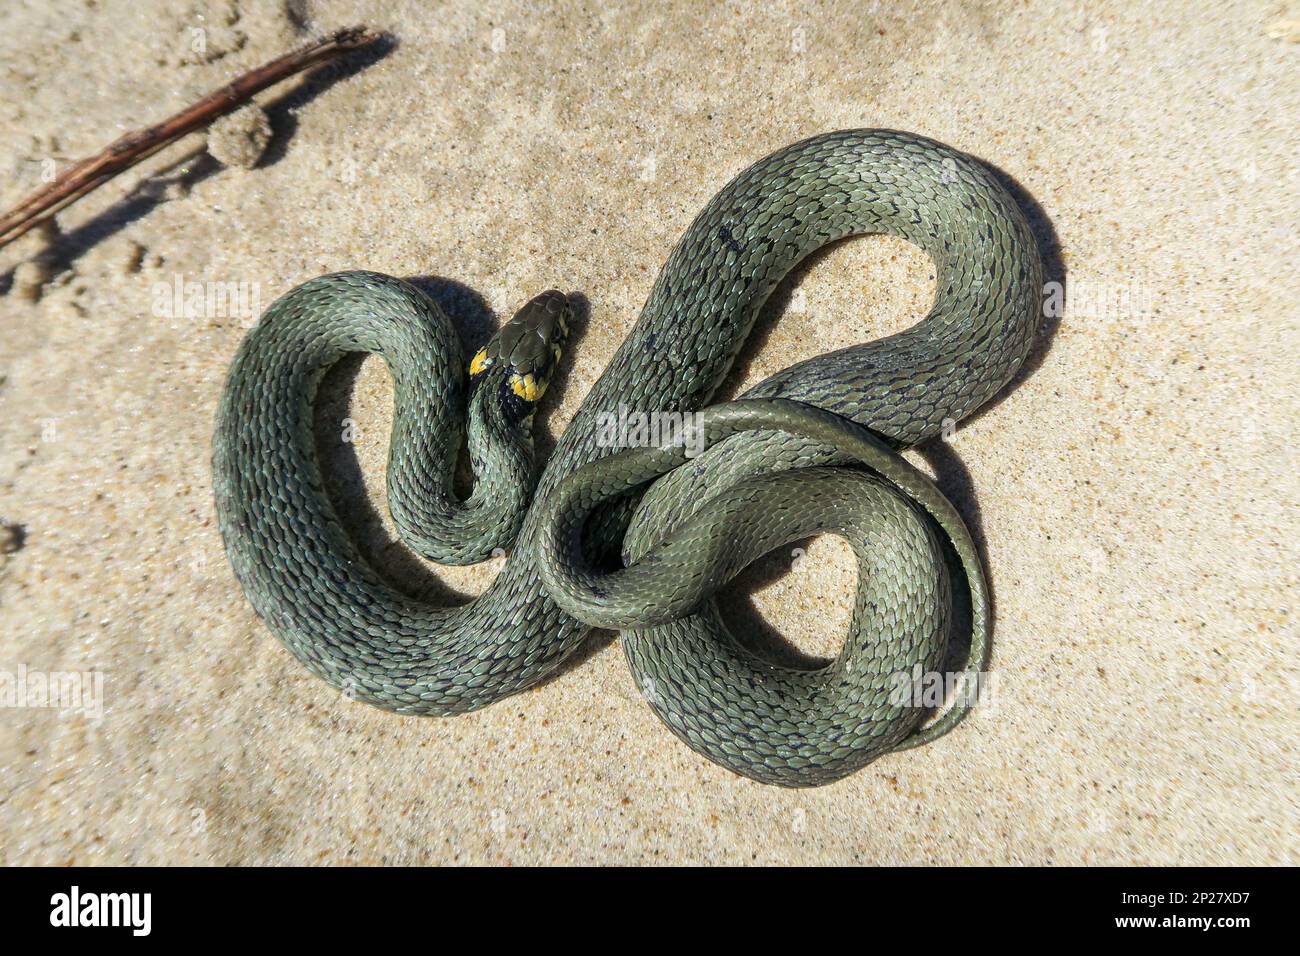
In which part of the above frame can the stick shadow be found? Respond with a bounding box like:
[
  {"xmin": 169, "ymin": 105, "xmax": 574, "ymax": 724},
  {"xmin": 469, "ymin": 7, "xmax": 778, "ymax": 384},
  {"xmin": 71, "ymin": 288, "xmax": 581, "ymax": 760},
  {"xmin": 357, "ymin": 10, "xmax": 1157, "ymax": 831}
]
[{"xmin": 1, "ymin": 34, "xmax": 395, "ymax": 287}]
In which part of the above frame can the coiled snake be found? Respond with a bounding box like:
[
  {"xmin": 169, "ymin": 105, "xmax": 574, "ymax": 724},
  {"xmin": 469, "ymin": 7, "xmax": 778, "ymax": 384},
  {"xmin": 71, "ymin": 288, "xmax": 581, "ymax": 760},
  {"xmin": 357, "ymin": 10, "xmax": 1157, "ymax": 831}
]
[{"xmin": 213, "ymin": 129, "xmax": 1041, "ymax": 787}]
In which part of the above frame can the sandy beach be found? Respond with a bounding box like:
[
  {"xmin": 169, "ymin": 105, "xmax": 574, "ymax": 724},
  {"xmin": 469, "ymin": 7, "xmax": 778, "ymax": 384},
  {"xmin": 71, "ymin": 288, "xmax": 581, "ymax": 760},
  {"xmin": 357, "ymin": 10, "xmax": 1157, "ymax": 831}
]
[{"xmin": 1, "ymin": 0, "xmax": 1296, "ymax": 864}]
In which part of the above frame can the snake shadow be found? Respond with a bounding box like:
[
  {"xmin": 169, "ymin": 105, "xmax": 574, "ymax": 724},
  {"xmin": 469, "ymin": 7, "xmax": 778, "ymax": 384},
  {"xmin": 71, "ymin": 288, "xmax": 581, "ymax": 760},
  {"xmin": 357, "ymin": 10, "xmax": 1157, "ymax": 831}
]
[
  {"xmin": 711, "ymin": 157, "xmax": 1064, "ymax": 686},
  {"xmin": 313, "ymin": 275, "xmax": 592, "ymax": 607}
]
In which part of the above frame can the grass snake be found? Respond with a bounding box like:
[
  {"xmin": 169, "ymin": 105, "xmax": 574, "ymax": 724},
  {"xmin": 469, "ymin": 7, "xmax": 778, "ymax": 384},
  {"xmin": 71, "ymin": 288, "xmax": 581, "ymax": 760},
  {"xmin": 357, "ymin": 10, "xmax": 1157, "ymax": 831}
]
[{"xmin": 213, "ymin": 129, "xmax": 1042, "ymax": 787}]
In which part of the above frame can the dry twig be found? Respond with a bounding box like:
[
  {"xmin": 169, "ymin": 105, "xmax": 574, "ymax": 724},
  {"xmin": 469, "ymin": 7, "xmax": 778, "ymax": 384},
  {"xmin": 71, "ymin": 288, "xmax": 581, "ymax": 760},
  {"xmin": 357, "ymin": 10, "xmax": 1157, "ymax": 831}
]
[{"xmin": 0, "ymin": 25, "xmax": 381, "ymax": 251}]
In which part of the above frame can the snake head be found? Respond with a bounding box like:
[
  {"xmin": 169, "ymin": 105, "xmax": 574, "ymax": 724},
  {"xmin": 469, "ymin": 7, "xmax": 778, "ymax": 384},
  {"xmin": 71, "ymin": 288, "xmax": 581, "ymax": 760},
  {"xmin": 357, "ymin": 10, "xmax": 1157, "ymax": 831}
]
[{"xmin": 469, "ymin": 290, "xmax": 571, "ymax": 408}]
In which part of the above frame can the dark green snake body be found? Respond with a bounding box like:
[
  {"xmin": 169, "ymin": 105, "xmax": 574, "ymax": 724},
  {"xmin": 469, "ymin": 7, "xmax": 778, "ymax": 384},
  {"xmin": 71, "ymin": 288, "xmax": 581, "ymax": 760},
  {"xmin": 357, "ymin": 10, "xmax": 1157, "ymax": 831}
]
[{"xmin": 213, "ymin": 129, "xmax": 1042, "ymax": 787}]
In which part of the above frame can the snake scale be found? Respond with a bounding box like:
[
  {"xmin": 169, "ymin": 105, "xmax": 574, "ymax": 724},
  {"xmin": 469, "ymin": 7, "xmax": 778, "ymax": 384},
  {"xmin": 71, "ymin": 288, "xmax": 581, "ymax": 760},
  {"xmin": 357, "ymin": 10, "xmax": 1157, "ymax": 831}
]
[{"xmin": 213, "ymin": 129, "xmax": 1042, "ymax": 787}]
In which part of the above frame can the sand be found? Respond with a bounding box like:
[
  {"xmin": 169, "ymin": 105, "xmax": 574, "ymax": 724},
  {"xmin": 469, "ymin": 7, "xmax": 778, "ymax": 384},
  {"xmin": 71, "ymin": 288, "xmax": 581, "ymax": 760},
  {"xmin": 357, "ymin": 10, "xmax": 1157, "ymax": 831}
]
[{"xmin": 1, "ymin": 0, "xmax": 1296, "ymax": 865}]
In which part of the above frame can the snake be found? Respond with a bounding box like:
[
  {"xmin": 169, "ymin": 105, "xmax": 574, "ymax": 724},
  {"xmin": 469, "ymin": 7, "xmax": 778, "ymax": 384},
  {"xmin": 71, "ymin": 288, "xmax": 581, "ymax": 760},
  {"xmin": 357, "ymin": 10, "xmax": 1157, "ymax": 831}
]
[{"xmin": 213, "ymin": 129, "xmax": 1042, "ymax": 788}]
